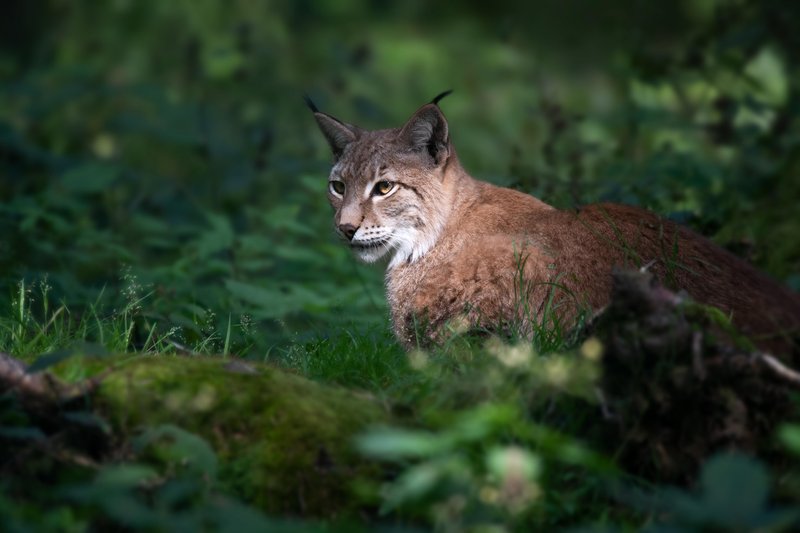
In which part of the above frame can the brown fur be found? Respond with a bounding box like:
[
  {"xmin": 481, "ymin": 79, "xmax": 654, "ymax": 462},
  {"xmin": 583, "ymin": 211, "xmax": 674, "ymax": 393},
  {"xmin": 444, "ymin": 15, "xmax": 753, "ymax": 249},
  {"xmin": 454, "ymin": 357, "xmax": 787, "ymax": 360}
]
[{"xmin": 309, "ymin": 100, "xmax": 800, "ymax": 354}]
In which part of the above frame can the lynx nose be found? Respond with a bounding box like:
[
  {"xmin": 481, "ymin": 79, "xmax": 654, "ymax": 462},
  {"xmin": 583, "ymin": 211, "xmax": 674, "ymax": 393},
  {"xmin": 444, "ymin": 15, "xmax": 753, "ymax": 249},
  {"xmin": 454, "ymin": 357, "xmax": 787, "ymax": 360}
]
[{"xmin": 338, "ymin": 223, "xmax": 358, "ymax": 241}]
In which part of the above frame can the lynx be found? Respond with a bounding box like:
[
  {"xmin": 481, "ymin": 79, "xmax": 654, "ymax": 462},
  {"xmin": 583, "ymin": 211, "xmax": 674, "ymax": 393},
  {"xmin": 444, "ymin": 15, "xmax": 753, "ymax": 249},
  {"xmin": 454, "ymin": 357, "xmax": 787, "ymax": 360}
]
[{"xmin": 307, "ymin": 93, "xmax": 800, "ymax": 354}]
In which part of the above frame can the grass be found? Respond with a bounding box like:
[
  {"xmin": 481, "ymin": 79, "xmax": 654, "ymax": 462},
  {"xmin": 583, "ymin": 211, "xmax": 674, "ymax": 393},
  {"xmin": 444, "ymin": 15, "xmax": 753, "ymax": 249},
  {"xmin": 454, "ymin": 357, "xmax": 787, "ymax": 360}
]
[{"xmin": 2, "ymin": 278, "xmax": 185, "ymax": 363}]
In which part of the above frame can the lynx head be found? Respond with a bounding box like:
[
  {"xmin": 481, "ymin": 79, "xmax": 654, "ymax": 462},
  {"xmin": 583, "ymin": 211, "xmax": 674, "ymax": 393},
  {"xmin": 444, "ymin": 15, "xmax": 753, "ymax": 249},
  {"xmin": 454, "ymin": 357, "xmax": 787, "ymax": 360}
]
[{"xmin": 307, "ymin": 92, "xmax": 455, "ymax": 268}]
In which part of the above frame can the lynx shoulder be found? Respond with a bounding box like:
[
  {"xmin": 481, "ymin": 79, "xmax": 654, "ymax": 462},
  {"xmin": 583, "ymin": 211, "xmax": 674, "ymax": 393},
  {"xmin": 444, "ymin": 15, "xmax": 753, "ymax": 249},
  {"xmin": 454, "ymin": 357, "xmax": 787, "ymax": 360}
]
[{"xmin": 308, "ymin": 95, "xmax": 800, "ymax": 354}]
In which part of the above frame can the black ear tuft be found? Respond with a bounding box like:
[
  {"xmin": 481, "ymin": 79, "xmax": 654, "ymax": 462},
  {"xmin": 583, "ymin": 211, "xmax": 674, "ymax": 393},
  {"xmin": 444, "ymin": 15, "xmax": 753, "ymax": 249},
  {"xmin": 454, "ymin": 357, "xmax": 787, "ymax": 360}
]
[
  {"xmin": 430, "ymin": 90, "xmax": 453, "ymax": 106},
  {"xmin": 303, "ymin": 94, "xmax": 319, "ymax": 113}
]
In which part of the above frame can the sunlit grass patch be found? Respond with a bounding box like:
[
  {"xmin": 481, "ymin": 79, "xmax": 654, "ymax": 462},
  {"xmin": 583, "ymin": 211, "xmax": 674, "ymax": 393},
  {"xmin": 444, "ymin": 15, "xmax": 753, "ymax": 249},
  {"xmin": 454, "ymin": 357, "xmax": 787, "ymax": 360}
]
[{"xmin": 0, "ymin": 275, "xmax": 221, "ymax": 362}]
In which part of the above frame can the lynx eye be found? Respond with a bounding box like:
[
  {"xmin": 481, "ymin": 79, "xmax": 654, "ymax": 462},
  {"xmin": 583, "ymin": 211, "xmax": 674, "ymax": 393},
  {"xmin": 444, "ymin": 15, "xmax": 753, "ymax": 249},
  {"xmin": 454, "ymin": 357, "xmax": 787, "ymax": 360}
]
[
  {"xmin": 373, "ymin": 181, "xmax": 394, "ymax": 196},
  {"xmin": 329, "ymin": 180, "xmax": 345, "ymax": 195}
]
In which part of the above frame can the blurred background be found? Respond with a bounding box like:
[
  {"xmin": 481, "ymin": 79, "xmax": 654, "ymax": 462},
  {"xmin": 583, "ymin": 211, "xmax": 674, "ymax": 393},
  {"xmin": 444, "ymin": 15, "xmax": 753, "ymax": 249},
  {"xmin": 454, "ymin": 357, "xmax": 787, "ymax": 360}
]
[{"xmin": 1, "ymin": 0, "xmax": 798, "ymax": 355}]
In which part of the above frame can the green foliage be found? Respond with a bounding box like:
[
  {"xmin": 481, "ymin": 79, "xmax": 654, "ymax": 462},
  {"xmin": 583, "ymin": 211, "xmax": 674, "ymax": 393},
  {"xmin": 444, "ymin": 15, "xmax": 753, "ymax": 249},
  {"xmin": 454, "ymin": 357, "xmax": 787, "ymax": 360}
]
[
  {"xmin": 354, "ymin": 335, "xmax": 616, "ymax": 530},
  {"xmin": 1, "ymin": 423, "xmax": 320, "ymax": 532},
  {"xmin": 2, "ymin": 0, "xmax": 800, "ymax": 531},
  {"xmin": 616, "ymin": 454, "xmax": 800, "ymax": 532},
  {"xmin": 358, "ymin": 404, "xmax": 609, "ymax": 528},
  {"xmin": 56, "ymin": 425, "xmax": 317, "ymax": 533}
]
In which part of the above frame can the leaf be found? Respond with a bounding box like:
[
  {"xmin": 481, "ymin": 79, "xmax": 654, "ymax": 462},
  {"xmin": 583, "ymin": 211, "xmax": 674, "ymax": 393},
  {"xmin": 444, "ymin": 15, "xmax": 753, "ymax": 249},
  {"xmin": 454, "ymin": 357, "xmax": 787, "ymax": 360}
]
[
  {"xmin": 202, "ymin": 43, "xmax": 245, "ymax": 80},
  {"xmin": 778, "ymin": 424, "xmax": 800, "ymax": 455},
  {"xmin": 224, "ymin": 279, "xmax": 329, "ymax": 319},
  {"xmin": 155, "ymin": 478, "xmax": 202, "ymax": 508},
  {"xmin": 449, "ymin": 403, "xmax": 516, "ymax": 443},
  {"xmin": 93, "ymin": 465, "xmax": 160, "ymax": 488},
  {"xmin": 59, "ymin": 163, "xmax": 119, "ymax": 194},
  {"xmin": 0, "ymin": 426, "xmax": 46, "ymax": 441},
  {"xmin": 27, "ymin": 349, "xmax": 76, "ymax": 373},
  {"xmin": 356, "ymin": 427, "xmax": 444, "ymax": 460},
  {"xmin": 272, "ymin": 244, "xmax": 329, "ymax": 264},
  {"xmin": 99, "ymin": 496, "xmax": 160, "ymax": 529},
  {"xmin": 699, "ymin": 453, "xmax": 769, "ymax": 528},
  {"xmin": 207, "ymin": 498, "xmax": 303, "ymax": 533},
  {"xmin": 133, "ymin": 424, "xmax": 218, "ymax": 481},
  {"xmin": 28, "ymin": 342, "xmax": 110, "ymax": 373},
  {"xmin": 381, "ymin": 462, "xmax": 444, "ymax": 513},
  {"xmin": 192, "ymin": 213, "xmax": 235, "ymax": 257},
  {"xmin": 63, "ymin": 411, "xmax": 112, "ymax": 434}
]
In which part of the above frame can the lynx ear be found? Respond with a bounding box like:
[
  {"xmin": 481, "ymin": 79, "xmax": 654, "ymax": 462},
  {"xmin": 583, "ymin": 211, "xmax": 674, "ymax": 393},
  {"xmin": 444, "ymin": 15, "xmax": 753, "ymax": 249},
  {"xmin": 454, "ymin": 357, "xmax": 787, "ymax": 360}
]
[
  {"xmin": 305, "ymin": 96, "xmax": 358, "ymax": 159},
  {"xmin": 399, "ymin": 104, "xmax": 450, "ymax": 165}
]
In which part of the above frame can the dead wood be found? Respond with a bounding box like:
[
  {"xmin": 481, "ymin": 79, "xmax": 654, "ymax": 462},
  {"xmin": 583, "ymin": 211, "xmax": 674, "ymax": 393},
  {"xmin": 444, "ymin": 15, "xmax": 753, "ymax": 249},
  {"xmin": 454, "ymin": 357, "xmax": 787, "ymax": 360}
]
[{"xmin": 590, "ymin": 269, "xmax": 800, "ymax": 482}]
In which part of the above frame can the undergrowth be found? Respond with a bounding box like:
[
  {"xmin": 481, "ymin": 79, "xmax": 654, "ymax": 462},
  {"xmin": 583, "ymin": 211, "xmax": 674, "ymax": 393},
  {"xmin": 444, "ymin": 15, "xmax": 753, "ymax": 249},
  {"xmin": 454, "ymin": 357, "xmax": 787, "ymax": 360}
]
[
  {"xmin": 6, "ymin": 289, "xmax": 800, "ymax": 531},
  {"xmin": 3, "ymin": 1, "xmax": 800, "ymax": 531}
]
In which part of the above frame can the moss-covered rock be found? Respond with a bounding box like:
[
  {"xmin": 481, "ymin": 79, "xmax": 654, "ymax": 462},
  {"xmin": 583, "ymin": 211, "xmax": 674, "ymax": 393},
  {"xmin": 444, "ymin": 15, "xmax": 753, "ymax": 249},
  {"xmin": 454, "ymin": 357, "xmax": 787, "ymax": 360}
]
[{"xmin": 11, "ymin": 354, "xmax": 390, "ymax": 518}]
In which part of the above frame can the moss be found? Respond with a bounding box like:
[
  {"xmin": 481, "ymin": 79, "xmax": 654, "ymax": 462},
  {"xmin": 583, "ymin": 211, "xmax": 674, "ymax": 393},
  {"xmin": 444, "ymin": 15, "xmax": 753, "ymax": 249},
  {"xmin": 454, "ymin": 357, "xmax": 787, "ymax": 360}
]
[{"xmin": 55, "ymin": 355, "xmax": 389, "ymax": 517}]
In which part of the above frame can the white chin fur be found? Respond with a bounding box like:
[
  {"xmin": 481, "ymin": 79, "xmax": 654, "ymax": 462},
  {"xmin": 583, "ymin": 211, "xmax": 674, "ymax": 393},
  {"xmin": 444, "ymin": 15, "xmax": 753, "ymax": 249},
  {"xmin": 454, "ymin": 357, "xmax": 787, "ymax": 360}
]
[
  {"xmin": 351, "ymin": 225, "xmax": 442, "ymax": 268},
  {"xmin": 354, "ymin": 245, "xmax": 391, "ymax": 263}
]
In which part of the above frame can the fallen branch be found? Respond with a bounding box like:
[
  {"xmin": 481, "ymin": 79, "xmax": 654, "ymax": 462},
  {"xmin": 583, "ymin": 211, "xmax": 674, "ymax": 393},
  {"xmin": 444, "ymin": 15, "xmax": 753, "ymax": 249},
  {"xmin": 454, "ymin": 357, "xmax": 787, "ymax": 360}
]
[{"xmin": 755, "ymin": 352, "xmax": 800, "ymax": 388}]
